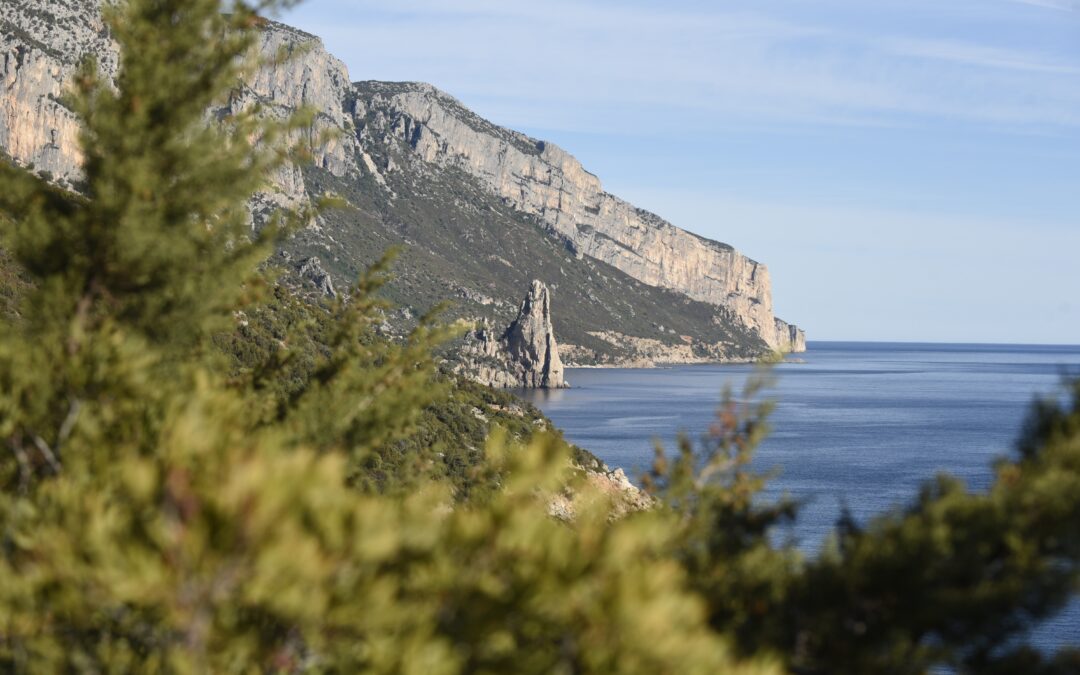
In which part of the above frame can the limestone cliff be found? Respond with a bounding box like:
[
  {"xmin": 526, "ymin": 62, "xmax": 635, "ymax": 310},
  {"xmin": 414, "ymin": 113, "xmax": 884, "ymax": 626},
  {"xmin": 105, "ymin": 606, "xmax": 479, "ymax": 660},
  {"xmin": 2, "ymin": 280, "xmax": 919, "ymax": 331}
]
[
  {"xmin": 1, "ymin": 0, "xmax": 806, "ymax": 366},
  {"xmin": 359, "ymin": 82, "xmax": 804, "ymax": 352},
  {"xmin": 775, "ymin": 318, "xmax": 807, "ymax": 353},
  {"xmin": 224, "ymin": 23, "xmax": 360, "ymax": 208},
  {"xmin": 1, "ymin": 2, "xmax": 358, "ymax": 205},
  {"xmin": 0, "ymin": 0, "xmax": 117, "ymax": 185}
]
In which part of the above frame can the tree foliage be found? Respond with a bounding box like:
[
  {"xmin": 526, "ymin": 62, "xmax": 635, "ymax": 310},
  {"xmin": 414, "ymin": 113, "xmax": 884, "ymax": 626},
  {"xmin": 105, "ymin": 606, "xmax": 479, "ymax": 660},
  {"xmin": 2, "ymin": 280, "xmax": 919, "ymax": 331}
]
[
  {"xmin": 645, "ymin": 373, "xmax": 1080, "ymax": 674},
  {"xmin": 0, "ymin": 0, "xmax": 1078, "ymax": 673},
  {"xmin": 0, "ymin": 1, "xmax": 763, "ymax": 672}
]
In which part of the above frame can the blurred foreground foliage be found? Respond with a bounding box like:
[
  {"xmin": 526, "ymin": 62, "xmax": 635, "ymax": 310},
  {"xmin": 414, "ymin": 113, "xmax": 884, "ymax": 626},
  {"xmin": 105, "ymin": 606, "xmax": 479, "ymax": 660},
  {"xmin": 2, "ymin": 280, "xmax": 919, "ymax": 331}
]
[{"xmin": 0, "ymin": 1, "xmax": 1078, "ymax": 673}]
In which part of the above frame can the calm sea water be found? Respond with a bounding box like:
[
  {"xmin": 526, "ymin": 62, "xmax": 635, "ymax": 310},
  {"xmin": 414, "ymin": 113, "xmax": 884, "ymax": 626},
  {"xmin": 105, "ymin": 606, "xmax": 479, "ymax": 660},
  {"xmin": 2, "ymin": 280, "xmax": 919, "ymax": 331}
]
[{"xmin": 520, "ymin": 341, "xmax": 1080, "ymax": 650}]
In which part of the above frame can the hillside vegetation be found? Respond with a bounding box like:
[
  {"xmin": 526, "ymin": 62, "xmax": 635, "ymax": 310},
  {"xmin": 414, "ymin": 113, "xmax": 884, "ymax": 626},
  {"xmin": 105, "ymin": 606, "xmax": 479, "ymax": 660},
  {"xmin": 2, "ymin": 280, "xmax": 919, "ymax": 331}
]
[
  {"xmin": 0, "ymin": 2, "xmax": 1078, "ymax": 674},
  {"xmin": 291, "ymin": 163, "xmax": 768, "ymax": 364}
]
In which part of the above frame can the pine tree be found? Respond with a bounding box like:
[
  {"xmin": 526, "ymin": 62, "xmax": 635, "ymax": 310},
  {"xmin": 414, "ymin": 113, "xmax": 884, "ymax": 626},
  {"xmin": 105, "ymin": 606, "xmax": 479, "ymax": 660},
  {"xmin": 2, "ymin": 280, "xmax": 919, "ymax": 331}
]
[
  {"xmin": 0, "ymin": 2, "xmax": 768, "ymax": 672},
  {"xmin": 647, "ymin": 375, "xmax": 1080, "ymax": 674},
  {"xmin": 0, "ymin": 0, "xmax": 301, "ymax": 488},
  {"xmin": 1, "ymin": 0, "xmax": 1078, "ymax": 673}
]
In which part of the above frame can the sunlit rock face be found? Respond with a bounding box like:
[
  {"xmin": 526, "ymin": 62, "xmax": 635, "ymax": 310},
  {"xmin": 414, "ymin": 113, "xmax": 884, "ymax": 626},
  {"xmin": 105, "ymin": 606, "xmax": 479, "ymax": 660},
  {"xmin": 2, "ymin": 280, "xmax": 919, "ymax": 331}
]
[
  {"xmin": 504, "ymin": 280, "xmax": 567, "ymax": 389},
  {"xmin": 1, "ymin": 0, "xmax": 804, "ymax": 364},
  {"xmin": 1, "ymin": 1, "xmax": 357, "ymax": 205},
  {"xmin": 367, "ymin": 81, "xmax": 803, "ymax": 351},
  {"xmin": 775, "ymin": 318, "xmax": 807, "ymax": 354},
  {"xmin": 1, "ymin": 0, "xmax": 117, "ymax": 184}
]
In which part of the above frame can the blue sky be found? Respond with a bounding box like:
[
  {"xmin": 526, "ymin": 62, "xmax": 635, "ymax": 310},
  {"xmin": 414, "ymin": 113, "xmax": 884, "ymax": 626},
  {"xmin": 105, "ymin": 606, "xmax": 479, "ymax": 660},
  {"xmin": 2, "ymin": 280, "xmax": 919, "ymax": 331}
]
[{"xmin": 280, "ymin": 0, "xmax": 1080, "ymax": 343}]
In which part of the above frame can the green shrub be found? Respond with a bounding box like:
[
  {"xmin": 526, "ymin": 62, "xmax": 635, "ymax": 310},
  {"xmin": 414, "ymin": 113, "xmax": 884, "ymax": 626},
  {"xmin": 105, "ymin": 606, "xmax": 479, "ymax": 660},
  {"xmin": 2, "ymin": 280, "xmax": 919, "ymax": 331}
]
[
  {"xmin": 0, "ymin": 1, "xmax": 1077, "ymax": 673},
  {"xmin": 0, "ymin": 2, "xmax": 765, "ymax": 672}
]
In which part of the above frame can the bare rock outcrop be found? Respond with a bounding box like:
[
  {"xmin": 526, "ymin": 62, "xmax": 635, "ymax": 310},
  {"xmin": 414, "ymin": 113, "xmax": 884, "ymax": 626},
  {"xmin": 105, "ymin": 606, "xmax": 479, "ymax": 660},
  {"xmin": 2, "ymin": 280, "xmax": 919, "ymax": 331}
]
[
  {"xmin": 548, "ymin": 467, "xmax": 654, "ymax": 522},
  {"xmin": 0, "ymin": 0, "xmax": 118, "ymax": 184},
  {"xmin": 298, "ymin": 256, "xmax": 336, "ymax": 299},
  {"xmin": 1, "ymin": 2, "xmax": 357, "ymax": 205},
  {"xmin": 504, "ymin": 280, "xmax": 566, "ymax": 389},
  {"xmin": 775, "ymin": 318, "xmax": 807, "ymax": 353},
  {"xmin": 459, "ymin": 281, "xmax": 568, "ymax": 389}
]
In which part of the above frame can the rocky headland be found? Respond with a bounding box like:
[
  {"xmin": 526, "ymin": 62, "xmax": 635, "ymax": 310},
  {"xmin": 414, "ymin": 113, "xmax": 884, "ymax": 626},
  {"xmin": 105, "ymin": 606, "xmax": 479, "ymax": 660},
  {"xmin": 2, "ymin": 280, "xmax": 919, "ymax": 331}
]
[{"xmin": 1, "ymin": 0, "xmax": 805, "ymax": 383}]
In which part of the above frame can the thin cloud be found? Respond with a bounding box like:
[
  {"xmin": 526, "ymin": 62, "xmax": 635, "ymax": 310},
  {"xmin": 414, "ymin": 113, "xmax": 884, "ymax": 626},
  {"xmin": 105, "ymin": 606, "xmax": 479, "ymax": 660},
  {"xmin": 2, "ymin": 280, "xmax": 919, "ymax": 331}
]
[
  {"xmin": 882, "ymin": 37, "xmax": 1080, "ymax": 74},
  {"xmin": 1011, "ymin": 0, "xmax": 1080, "ymax": 11},
  {"xmin": 288, "ymin": 0, "xmax": 1080, "ymax": 132},
  {"xmin": 278, "ymin": 0, "xmax": 1080, "ymax": 343}
]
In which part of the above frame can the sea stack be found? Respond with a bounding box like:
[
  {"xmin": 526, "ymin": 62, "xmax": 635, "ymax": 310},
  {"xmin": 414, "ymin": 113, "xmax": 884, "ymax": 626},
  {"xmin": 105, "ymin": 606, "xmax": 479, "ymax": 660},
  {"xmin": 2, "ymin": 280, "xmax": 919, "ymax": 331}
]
[
  {"xmin": 505, "ymin": 280, "xmax": 567, "ymax": 389},
  {"xmin": 774, "ymin": 318, "xmax": 807, "ymax": 353}
]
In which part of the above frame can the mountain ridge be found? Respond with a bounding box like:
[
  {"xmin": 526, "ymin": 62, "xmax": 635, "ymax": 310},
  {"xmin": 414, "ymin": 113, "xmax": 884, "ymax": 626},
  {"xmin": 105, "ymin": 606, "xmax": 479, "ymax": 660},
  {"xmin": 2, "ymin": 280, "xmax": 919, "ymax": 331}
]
[{"xmin": 0, "ymin": 0, "xmax": 805, "ymax": 369}]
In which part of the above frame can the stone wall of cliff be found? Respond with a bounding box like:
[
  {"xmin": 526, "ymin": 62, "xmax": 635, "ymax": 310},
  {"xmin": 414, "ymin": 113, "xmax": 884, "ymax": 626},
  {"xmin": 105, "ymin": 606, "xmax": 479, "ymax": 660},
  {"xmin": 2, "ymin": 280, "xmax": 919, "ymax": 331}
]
[
  {"xmin": 1, "ymin": 0, "xmax": 805, "ymax": 357},
  {"xmin": 1, "ymin": 2, "xmax": 359, "ymax": 206},
  {"xmin": 504, "ymin": 280, "xmax": 567, "ymax": 389},
  {"xmin": 360, "ymin": 82, "xmax": 803, "ymax": 351},
  {"xmin": 1, "ymin": 0, "xmax": 118, "ymax": 184}
]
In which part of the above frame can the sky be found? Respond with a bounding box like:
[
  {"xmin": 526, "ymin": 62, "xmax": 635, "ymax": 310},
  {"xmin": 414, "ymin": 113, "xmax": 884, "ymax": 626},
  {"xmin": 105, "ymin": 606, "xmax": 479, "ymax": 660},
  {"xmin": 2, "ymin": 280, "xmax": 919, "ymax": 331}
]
[{"xmin": 279, "ymin": 0, "xmax": 1080, "ymax": 344}]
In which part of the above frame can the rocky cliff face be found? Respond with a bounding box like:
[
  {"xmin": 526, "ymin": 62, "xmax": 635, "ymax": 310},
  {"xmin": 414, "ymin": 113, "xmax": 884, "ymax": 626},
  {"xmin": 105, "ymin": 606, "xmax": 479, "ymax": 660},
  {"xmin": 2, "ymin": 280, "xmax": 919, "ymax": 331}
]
[
  {"xmin": 775, "ymin": 318, "xmax": 807, "ymax": 353},
  {"xmin": 0, "ymin": 0, "xmax": 117, "ymax": 185},
  {"xmin": 226, "ymin": 24, "xmax": 360, "ymax": 208},
  {"xmin": 362, "ymin": 82, "xmax": 803, "ymax": 351},
  {"xmin": 1, "ymin": 0, "xmax": 805, "ymax": 365},
  {"xmin": 1, "ymin": 3, "xmax": 359, "ymax": 204}
]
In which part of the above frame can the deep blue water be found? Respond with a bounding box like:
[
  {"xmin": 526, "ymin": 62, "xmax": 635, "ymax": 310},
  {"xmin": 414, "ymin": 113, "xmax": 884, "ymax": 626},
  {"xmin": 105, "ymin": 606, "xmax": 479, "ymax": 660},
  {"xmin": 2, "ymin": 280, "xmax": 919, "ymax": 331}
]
[{"xmin": 520, "ymin": 341, "xmax": 1080, "ymax": 651}]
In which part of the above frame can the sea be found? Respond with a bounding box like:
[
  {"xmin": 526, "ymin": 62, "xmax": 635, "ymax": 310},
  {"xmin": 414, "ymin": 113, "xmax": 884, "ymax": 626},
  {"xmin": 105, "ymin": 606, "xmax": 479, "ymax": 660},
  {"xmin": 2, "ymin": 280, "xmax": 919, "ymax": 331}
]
[{"xmin": 519, "ymin": 341, "xmax": 1080, "ymax": 652}]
